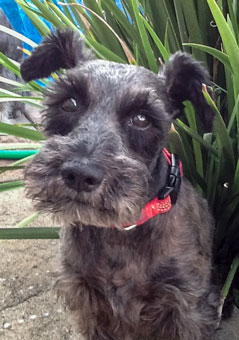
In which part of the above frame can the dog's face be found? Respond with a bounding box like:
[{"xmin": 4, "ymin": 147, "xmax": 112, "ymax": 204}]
[
  {"xmin": 24, "ymin": 61, "xmax": 171, "ymax": 227},
  {"xmin": 20, "ymin": 29, "xmax": 212, "ymax": 228}
]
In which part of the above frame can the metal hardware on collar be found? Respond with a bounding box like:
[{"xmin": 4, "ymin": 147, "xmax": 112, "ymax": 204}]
[
  {"xmin": 158, "ymin": 153, "xmax": 181, "ymax": 204},
  {"xmin": 124, "ymin": 224, "xmax": 137, "ymax": 231}
]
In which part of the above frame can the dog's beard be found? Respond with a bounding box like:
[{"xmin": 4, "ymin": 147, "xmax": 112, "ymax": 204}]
[{"xmin": 24, "ymin": 145, "xmax": 150, "ymax": 228}]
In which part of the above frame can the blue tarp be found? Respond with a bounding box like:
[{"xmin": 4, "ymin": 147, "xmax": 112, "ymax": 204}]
[
  {"xmin": 0, "ymin": 0, "xmax": 43, "ymax": 43},
  {"xmin": 0, "ymin": 0, "xmax": 124, "ymax": 43}
]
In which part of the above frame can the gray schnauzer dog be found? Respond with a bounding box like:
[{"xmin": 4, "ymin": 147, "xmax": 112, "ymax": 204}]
[
  {"xmin": 20, "ymin": 29, "xmax": 219, "ymax": 340},
  {"xmin": 0, "ymin": 9, "xmax": 27, "ymax": 122}
]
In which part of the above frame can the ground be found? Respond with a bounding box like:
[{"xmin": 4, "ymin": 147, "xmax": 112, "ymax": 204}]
[
  {"xmin": 0, "ymin": 187, "xmax": 81, "ymax": 339},
  {"xmin": 0, "ymin": 136, "xmax": 239, "ymax": 340},
  {"xmin": 0, "ymin": 135, "xmax": 81, "ymax": 340}
]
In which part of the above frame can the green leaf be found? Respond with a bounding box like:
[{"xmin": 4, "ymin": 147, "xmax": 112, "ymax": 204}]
[
  {"xmin": 0, "ymin": 96, "xmax": 44, "ymax": 109},
  {"xmin": 145, "ymin": 0, "xmax": 180, "ymax": 52},
  {"xmin": 64, "ymin": 0, "xmax": 89, "ymax": 35},
  {"xmin": 0, "ymin": 143, "xmax": 42, "ymax": 150},
  {"xmin": 161, "ymin": 0, "xmax": 181, "ymax": 51},
  {"xmin": 197, "ymin": 0, "xmax": 212, "ymax": 45},
  {"xmin": 0, "ymin": 76, "xmax": 26, "ymax": 88},
  {"xmin": 29, "ymin": 0, "xmax": 66, "ymax": 29},
  {"xmin": 173, "ymin": 0, "xmax": 189, "ymax": 52},
  {"xmin": 183, "ymin": 101, "xmax": 204, "ymax": 178},
  {"xmin": 179, "ymin": 0, "xmax": 207, "ymax": 63},
  {"xmin": 0, "ymin": 88, "xmax": 42, "ymax": 99},
  {"xmin": 227, "ymin": 0, "xmax": 238, "ymax": 41},
  {"xmin": 16, "ymin": 0, "xmax": 51, "ymax": 36},
  {"xmin": 0, "ymin": 24, "xmax": 37, "ymax": 48},
  {"xmin": 60, "ymin": 0, "xmax": 76, "ymax": 24},
  {"xmin": 48, "ymin": 2, "xmax": 77, "ymax": 30},
  {"xmin": 203, "ymin": 89, "xmax": 235, "ymax": 186},
  {"xmin": 15, "ymin": 212, "xmax": 40, "ymax": 228},
  {"xmin": 85, "ymin": 36, "xmax": 127, "ymax": 63},
  {"xmin": 131, "ymin": 0, "xmax": 158, "ymax": 72},
  {"xmin": 168, "ymin": 127, "xmax": 195, "ymax": 182},
  {"xmin": 208, "ymin": 0, "xmax": 239, "ymax": 95},
  {"xmin": 175, "ymin": 120, "xmax": 218, "ymax": 157},
  {"xmin": 0, "ymin": 166, "xmax": 24, "ymax": 171},
  {"xmin": 221, "ymin": 255, "xmax": 239, "ymax": 300},
  {"xmin": 227, "ymin": 94, "xmax": 239, "ymax": 134},
  {"xmin": 101, "ymin": 0, "xmax": 140, "ymax": 45},
  {"xmin": 205, "ymin": 150, "xmax": 221, "ymax": 205},
  {"xmin": 0, "ymin": 154, "xmax": 36, "ymax": 175},
  {"xmin": 0, "ymin": 52, "xmax": 21, "ymax": 77},
  {"xmin": 0, "ymin": 122, "xmax": 44, "ymax": 141},
  {"xmin": 74, "ymin": 1, "xmax": 126, "ymax": 59},
  {"xmin": 141, "ymin": 16, "xmax": 170, "ymax": 62},
  {"xmin": 0, "ymin": 181, "xmax": 23, "ymax": 192},
  {"xmin": 183, "ymin": 43, "xmax": 231, "ymax": 71},
  {"xmin": 232, "ymin": 158, "xmax": 239, "ymax": 196},
  {"xmin": 0, "ymin": 227, "xmax": 60, "ymax": 239}
]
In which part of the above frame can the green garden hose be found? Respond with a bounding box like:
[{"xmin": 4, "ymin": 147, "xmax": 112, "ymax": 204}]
[{"xmin": 0, "ymin": 150, "xmax": 39, "ymax": 159}]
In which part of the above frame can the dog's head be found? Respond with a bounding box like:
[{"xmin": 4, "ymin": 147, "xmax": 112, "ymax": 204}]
[{"xmin": 21, "ymin": 29, "xmax": 213, "ymax": 228}]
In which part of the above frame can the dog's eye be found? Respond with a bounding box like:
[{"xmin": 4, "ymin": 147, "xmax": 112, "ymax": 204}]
[
  {"xmin": 61, "ymin": 98, "xmax": 78, "ymax": 112},
  {"xmin": 129, "ymin": 114, "xmax": 151, "ymax": 130}
]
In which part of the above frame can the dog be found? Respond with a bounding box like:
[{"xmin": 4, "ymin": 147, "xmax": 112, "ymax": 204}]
[
  {"xmin": 0, "ymin": 9, "xmax": 27, "ymax": 123},
  {"xmin": 20, "ymin": 29, "xmax": 219, "ymax": 340}
]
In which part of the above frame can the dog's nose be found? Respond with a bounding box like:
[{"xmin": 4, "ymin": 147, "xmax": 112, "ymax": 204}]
[{"xmin": 61, "ymin": 160, "xmax": 104, "ymax": 192}]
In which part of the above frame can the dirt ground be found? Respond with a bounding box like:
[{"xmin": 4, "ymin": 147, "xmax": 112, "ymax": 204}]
[
  {"xmin": 0, "ymin": 136, "xmax": 239, "ymax": 340},
  {"xmin": 0, "ymin": 135, "xmax": 81, "ymax": 340}
]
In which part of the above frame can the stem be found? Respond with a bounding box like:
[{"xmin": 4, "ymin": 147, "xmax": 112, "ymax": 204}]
[
  {"xmin": 217, "ymin": 254, "xmax": 239, "ymax": 324},
  {"xmin": 0, "ymin": 227, "xmax": 60, "ymax": 239},
  {"xmin": 15, "ymin": 212, "xmax": 40, "ymax": 228}
]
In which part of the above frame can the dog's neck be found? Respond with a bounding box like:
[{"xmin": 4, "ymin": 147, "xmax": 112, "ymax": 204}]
[{"xmin": 123, "ymin": 149, "xmax": 182, "ymax": 230}]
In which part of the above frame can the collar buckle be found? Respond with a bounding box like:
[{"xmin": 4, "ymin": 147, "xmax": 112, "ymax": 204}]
[{"xmin": 158, "ymin": 154, "xmax": 181, "ymax": 204}]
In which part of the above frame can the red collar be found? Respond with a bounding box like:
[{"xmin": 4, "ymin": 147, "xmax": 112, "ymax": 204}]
[{"xmin": 124, "ymin": 148, "xmax": 182, "ymax": 230}]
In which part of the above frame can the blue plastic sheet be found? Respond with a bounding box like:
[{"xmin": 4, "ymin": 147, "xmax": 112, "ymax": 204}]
[
  {"xmin": 0, "ymin": 0, "xmax": 124, "ymax": 43},
  {"xmin": 0, "ymin": 0, "xmax": 42, "ymax": 43}
]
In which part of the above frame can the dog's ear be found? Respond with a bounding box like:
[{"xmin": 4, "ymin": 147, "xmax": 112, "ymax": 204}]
[
  {"xmin": 20, "ymin": 29, "xmax": 93, "ymax": 82},
  {"xmin": 163, "ymin": 52, "xmax": 213, "ymax": 131}
]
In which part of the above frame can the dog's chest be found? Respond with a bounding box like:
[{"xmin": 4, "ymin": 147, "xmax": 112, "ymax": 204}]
[
  {"xmin": 62, "ymin": 224, "xmax": 178, "ymax": 291},
  {"xmin": 60, "ymin": 224, "xmax": 186, "ymax": 337},
  {"xmin": 68, "ymin": 225, "xmax": 154, "ymax": 273}
]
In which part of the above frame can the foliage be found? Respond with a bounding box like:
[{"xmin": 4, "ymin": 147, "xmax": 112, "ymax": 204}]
[{"xmin": 0, "ymin": 0, "xmax": 238, "ymax": 303}]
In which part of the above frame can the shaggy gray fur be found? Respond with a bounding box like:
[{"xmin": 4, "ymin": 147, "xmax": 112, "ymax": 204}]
[{"xmin": 21, "ymin": 29, "xmax": 219, "ymax": 340}]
